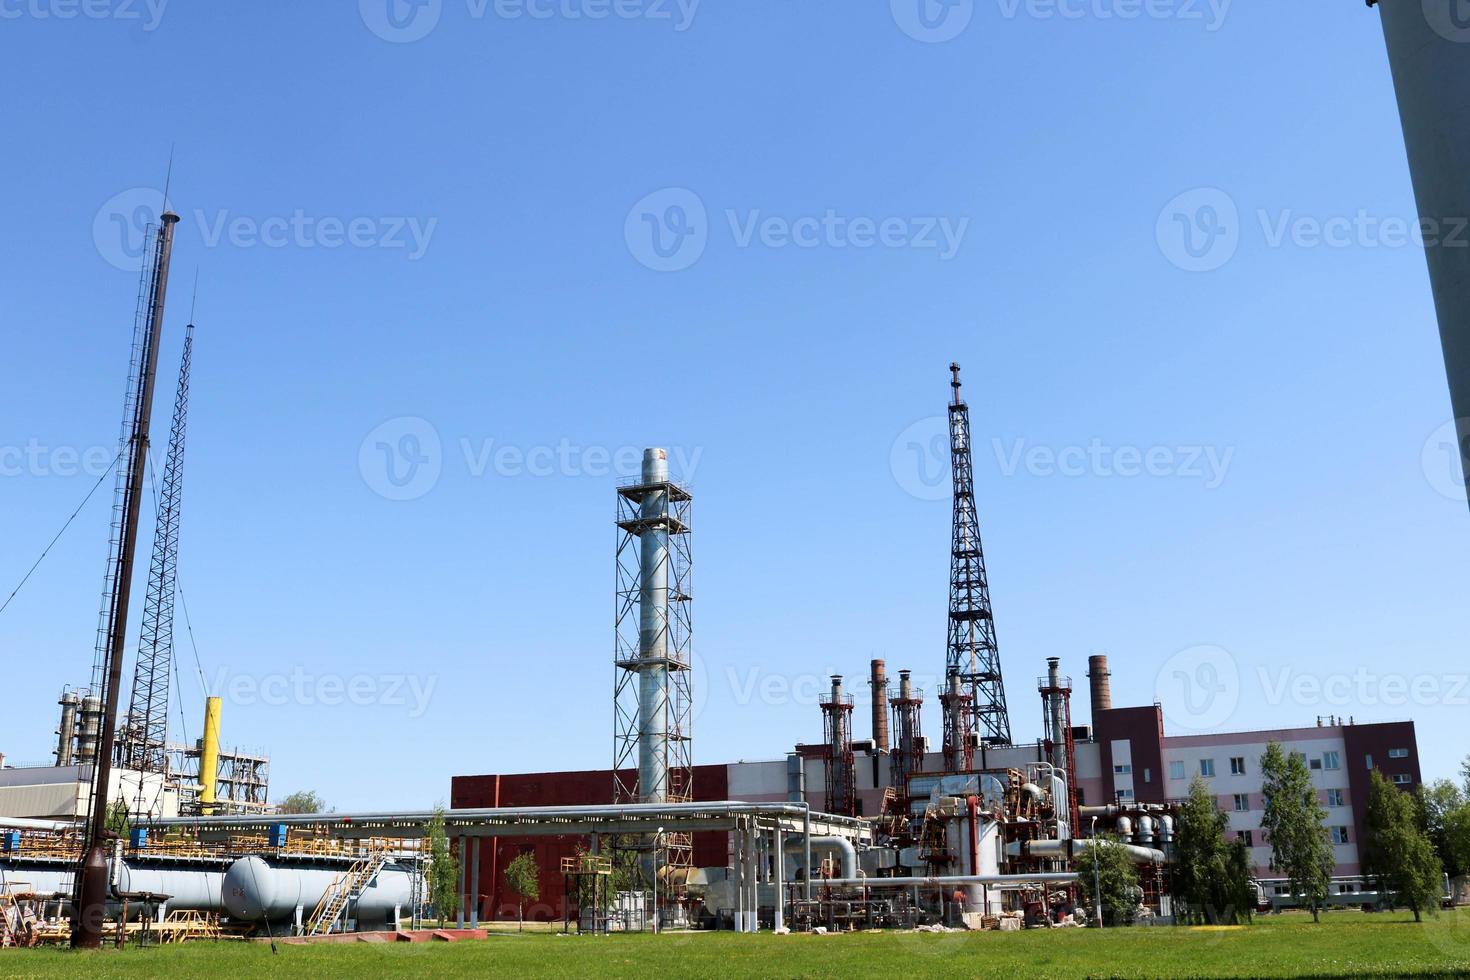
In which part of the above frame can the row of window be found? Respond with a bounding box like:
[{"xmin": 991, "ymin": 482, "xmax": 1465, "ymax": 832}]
[
  {"xmin": 1170, "ymin": 756, "xmax": 1257, "ymax": 780},
  {"xmin": 1230, "ymin": 789, "xmax": 1347, "ymax": 811},
  {"xmin": 1169, "ymin": 748, "xmax": 1410, "ymax": 781},
  {"xmin": 1235, "ymin": 826, "xmax": 1351, "ymax": 847}
]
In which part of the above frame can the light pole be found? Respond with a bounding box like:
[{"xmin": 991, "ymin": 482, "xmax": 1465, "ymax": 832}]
[
  {"xmin": 1090, "ymin": 816, "xmax": 1103, "ymax": 929},
  {"xmin": 652, "ymin": 826, "xmax": 664, "ymax": 935}
]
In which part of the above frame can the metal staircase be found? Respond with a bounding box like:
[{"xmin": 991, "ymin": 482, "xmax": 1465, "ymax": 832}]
[{"xmin": 304, "ymin": 853, "xmax": 387, "ymax": 936}]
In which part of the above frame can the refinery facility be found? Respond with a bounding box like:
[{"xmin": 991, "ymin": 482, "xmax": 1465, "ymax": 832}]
[{"xmin": 0, "ymin": 0, "xmax": 1468, "ymax": 966}]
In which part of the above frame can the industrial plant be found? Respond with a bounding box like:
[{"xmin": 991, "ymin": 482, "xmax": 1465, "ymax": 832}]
[
  {"xmin": 0, "ymin": 0, "xmax": 1465, "ymax": 965},
  {"xmin": 0, "ymin": 208, "xmax": 1427, "ymax": 946}
]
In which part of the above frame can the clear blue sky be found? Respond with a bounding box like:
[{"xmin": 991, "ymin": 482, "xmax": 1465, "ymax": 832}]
[{"xmin": 2, "ymin": 3, "xmax": 1467, "ymax": 811}]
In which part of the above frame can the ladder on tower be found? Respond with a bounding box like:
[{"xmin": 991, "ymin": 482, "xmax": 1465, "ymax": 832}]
[{"xmin": 304, "ymin": 852, "xmax": 387, "ymax": 936}]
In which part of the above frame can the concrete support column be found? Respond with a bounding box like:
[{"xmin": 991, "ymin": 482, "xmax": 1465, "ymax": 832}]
[
  {"xmin": 773, "ymin": 827, "xmax": 784, "ymax": 933},
  {"xmin": 457, "ymin": 835, "xmax": 467, "ymax": 929},
  {"xmin": 734, "ymin": 828, "xmax": 745, "ymax": 933},
  {"xmin": 470, "ymin": 838, "xmax": 481, "ymax": 929},
  {"xmin": 745, "ymin": 828, "xmax": 759, "ymax": 932}
]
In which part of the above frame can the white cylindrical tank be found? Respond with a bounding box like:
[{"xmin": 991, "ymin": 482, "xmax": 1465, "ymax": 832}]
[
  {"xmin": 222, "ymin": 857, "xmax": 414, "ymax": 929},
  {"xmin": 117, "ymin": 864, "xmax": 224, "ymax": 912}
]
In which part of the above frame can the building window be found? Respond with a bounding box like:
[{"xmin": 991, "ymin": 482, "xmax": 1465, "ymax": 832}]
[
  {"xmin": 1143, "ymin": 768, "xmax": 1151, "ymax": 784},
  {"xmin": 1169, "ymin": 761, "xmax": 1186, "ymax": 780},
  {"xmin": 1233, "ymin": 794, "xmax": 1249, "ymax": 812},
  {"xmin": 1200, "ymin": 759, "xmax": 1216, "ymax": 777},
  {"xmin": 1322, "ymin": 751, "xmax": 1340, "ymax": 771},
  {"xmin": 1331, "ymin": 826, "xmax": 1350, "ymax": 845},
  {"xmin": 1392, "ymin": 774, "xmax": 1412, "ymax": 786},
  {"xmin": 1389, "ymin": 748, "xmax": 1408, "ymax": 760},
  {"xmin": 1118, "ymin": 789, "xmax": 1135, "ymax": 801},
  {"xmin": 1309, "ymin": 757, "xmax": 1323, "ymax": 771},
  {"xmin": 1365, "ymin": 754, "xmax": 1373, "ymax": 770},
  {"xmin": 1230, "ymin": 757, "xmax": 1246, "ymax": 775},
  {"xmin": 1327, "ymin": 789, "xmax": 1345, "ymax": 807},
  {"xmin": 1114, "ymin": 764, "xmax": 1132, "ymax": 775},
  {"xmin": 1237, "ymin": 830, "xmax": 1253, "ymax": 847}
]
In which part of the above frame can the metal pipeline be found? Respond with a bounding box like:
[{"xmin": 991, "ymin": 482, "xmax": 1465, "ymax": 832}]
[
  {"xmin": 817, "ymin": 872, "xmax": 1078, "ymax": 889},
  {"xmin": 0, "ymin": 817, "xmax": 79, "ymax": 832},
  {"xmin": 1007, "ymin": 839, "xmax": 1165, "ymax": 865},
  {"xmin": 784, "ymin": 835, "xmax": 857, "ymax": 880}
]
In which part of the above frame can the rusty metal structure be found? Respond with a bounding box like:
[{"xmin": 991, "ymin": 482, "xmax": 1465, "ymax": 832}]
[
  {"xmin": 939, "ymin": 671, "xmax": 976, "ymax": 772},
  {"xmin": 1038, "ymin": 658, "xmax": 1080, "ymax": 836},
  {"xmin": 819, "ymin": 676, "xmax": 857, "ymax": 818},
  {"xmin": 888, "ymin": 670, "xmax": 925, "ymax": 791}
]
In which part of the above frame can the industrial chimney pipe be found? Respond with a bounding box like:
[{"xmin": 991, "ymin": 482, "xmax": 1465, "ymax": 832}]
[
  {"xmin": 869, "ymin": 659, "xmax": 889, "ymax": 751},
  {"xmin": 1087, "ymin": 654, "xmax": 1112, "ymax": 719}
]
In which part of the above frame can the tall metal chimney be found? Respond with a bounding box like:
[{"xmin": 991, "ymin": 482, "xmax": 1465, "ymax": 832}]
[
  {"xmin": 637, "ymin": 448, "xmax": 670, "ymax": 804},
  {"xmin": 869, "ymin": 659, "xmax": 889, "ymax": 751},
  {"xmin": 1087, "ymin": 654, "xmax": 1112, "ymax": 718},
  {"xmin": 613, "ymin": 448, "xmax": 695, "ymax": 848},
  {"xmin": 1371, "ymin": 1, "xmax": 1470, "ymax": 507}
]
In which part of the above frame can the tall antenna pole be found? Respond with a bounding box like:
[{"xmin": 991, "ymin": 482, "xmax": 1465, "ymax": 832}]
[
  {"xmin": 943, "ymin": 363, "xmax": 1012, "ymax": 760},
  {"xmin": 120, "ymin": 322, "xmax": 195, "ymax": 781},
  {"xmin": 72, "ymin": 209, "xmax": 179, "ymax": 948}
]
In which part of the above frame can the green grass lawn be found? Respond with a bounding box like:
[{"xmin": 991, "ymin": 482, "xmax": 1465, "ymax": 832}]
[{"xmin": 4, "ymin": 910, "xmax": 1470, "ymax": 979}]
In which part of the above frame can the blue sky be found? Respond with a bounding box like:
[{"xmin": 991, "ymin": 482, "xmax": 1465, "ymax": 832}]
[{"xmin": 2, "ymin": 2, "xmax": 1467, "ymax": 811}]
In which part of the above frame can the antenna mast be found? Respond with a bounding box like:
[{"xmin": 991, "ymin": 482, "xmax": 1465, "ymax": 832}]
[
  {"xmin": 943, "ymin": 363, "xmax": 1012, "ymax": 762},
  {"xmin": 119, "ymin": 322, "xmax": 195, "ymax": 781}
]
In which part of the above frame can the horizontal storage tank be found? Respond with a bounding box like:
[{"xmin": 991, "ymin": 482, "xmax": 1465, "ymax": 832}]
[
  {"xmin": 0, "ymin": 860, "xmax": 226, "ymax": 919},
  {"xmin": 222, "ymin": 856, "xmax": 415, "ymax": 930}
]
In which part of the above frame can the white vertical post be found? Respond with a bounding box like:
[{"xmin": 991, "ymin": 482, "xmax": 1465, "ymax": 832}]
[{"xmin": 773, "ymin": 827, "xmax": 784, "ymax": 933}]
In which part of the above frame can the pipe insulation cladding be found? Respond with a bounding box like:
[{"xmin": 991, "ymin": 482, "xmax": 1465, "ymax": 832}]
[{"xmin": 1375, "ymin": 0, "xmax": 1470, "ymax": 505}]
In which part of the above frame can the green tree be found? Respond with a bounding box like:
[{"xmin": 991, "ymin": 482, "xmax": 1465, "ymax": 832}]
[
  {"xmin": 1077, "ymin": 835, "xmax": 1140, "ymax": 927},
  {"xmin": 425, "ymin": 805, "xmax": 459, "ymax": 928},
  {"xmin": 1173, "ymin": 777, "xmax": 1254, "ymax": 924},
  {"xmin": 276, "ymin": 790, "xmax": 329, "ymax": 814},
  {"xmin": 104, "ymin": 798, "xmax": 130, "ymax": 839},
  {"xmin": 1364, "ymin": 769, "xmax": 1444, "ymax": 922},
  {"xmin": 1259, "ymin": 741, "xmax": 1333, "ymax": 922},
  {"xmin": 504, "ymin": 851, "xmax": 541, "ymax": 932},
  {"xmin": 1420, "ymin": 780, "xmax": 1470, "ymax": 880}
]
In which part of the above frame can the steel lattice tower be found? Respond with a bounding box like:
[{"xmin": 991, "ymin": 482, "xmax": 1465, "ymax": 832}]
[
  {"xmin": 944, "ymin": 362, "xmax": 1012, "ymax": 749},
  {"xmin": 614, "ymin": 449, "xmax": 693, "ymax": 871},
  {"xmin": 120, "ymin": 324, "xmax": 194, "ymax": 777}
]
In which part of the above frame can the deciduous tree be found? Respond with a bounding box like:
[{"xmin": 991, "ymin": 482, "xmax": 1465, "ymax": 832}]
[
  {"xmin": 1259, "ymin": 741, "xmax": 1333, "ymax": 922},
  {"xmin": 1365, "ymin": 769, "xmax": 1443, "ymax": 922}
]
